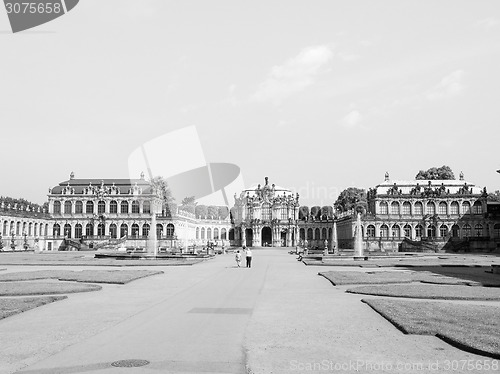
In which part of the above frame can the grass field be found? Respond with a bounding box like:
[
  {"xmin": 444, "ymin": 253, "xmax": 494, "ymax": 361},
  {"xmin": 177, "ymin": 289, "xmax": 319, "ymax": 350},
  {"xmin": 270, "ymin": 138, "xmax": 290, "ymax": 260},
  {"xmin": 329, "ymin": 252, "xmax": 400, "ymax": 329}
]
[
  {"xmin": 347, "ymin": 284, "xmax": 500, "ymax": 300},
  {"xmin": 319, "ymin": 270, "xmax": 479, "ymax": 286},
  {"xmin": 0, "ymin": 281, "xmax": 101, "ymax": 296},
  {"xmin": 0, "ymin": 270, "xmax": 163, "ymax": 284},
  {"xmin": 0, "ymin": 296, "xmax": 67, "ymax": 320},
  {"xmin": 363, "ymin": 298, "xmax": 500, "ymax": 358}
]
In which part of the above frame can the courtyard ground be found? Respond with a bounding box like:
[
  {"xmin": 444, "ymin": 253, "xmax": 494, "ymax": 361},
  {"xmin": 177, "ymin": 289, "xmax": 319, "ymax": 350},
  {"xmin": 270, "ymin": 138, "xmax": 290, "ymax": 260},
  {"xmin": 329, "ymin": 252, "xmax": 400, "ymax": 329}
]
[{"xmin": 0, "ymin": 251, "xmax": 498, "ymax": 373}]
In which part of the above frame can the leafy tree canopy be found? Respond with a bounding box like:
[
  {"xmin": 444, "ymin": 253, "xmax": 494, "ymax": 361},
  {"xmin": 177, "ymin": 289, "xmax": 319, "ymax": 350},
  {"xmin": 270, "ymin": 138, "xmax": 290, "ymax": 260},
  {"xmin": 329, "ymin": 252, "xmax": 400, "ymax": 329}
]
[
  {"xmin": 180, "ymin": 196, "xmax": 196, "ymax": 214},
  {"xmin": 334, "ymin": 187, "xmax": 367, "ymax": 213},
  {"xmin": 415, "ymin": 165, "xmax": 455, "ymax": 180},
  {"xmin": 149, "ymin": 176, "xmax": 176, "ymax": 215}
]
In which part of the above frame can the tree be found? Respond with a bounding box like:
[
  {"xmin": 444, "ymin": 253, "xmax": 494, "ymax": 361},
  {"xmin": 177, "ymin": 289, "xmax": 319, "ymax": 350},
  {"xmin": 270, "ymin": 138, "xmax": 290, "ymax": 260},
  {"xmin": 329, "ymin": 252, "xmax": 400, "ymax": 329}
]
[
  {"xmin": 487, "ymin": 191, "xmax": 500, "ymax": 202},
  {"xmin": 415, "ymin": 165, "xmax": 455, "ymax": 180},
  {"xmin": 218, "ymin": 206, "xmax": 229, "ymax": 219},
  {"xmin": 298, "ymin": 206, "xmax": 309, "ymax": 220},
  {"xmin": 149, "ymin": 176, "xmax": 176, "ymax": 216},
  {"xmin": 195, "ymin": 205, "xmax": 208, "ymax": 218},
  {"xmin": 180, "ymin": 196, "xmax": 196, "ymax": 214},
  {"xmin": 310, "ymin": 206, "xmax": 321, "ymax": 219},
  {"xmin": 334, "ymin": 187, "xmax": 367, "ymax": 213},
  {"xmin": 321, "ymin": 206, "xmax": 333, "ymax": 218},
  {"xmin": 207, "ymin": 205, "xmax": 218, "ymax": 219}
]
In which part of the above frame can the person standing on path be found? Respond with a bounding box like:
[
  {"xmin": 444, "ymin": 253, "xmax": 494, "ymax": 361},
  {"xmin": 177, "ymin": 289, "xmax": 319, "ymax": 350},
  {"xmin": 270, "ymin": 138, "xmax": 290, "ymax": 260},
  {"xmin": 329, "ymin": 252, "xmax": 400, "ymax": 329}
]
[
  {"xmin": 245, "ymin": 247, "xmax": 252, "ymax": 268},
  {"xmin": 235, "ymin": 250, "xmax": 242, "ymax": 267}
]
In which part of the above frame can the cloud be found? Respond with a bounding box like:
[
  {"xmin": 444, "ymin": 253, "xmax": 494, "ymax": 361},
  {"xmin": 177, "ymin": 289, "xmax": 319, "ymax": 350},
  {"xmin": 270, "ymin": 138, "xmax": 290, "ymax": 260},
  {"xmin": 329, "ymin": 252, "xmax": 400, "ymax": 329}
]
[
  {"xmin": 338, "ymin": 52, "xmax": 360, "ymax": 62},
  {"xmin": 251, "ymin": 45, "xmax": 334, "ymax": 104},
  {"xmin": 341, "ymin": 110, "xmax": 363, "ymax": 127},
  {"xmin": 426, "ymin": 70, "xmax": 465, "ymax": 101},
  {"xmin": 476, "ymin": 17, "xmax": 499, "ymax": 28}
]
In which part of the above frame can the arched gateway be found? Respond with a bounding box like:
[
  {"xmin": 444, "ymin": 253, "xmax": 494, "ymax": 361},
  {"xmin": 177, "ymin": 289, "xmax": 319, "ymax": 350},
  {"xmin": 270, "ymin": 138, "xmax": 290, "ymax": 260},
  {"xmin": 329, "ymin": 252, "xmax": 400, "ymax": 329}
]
[{"xmin": 231, "ymin": 177, "xmax": 299, "ymax": 247}]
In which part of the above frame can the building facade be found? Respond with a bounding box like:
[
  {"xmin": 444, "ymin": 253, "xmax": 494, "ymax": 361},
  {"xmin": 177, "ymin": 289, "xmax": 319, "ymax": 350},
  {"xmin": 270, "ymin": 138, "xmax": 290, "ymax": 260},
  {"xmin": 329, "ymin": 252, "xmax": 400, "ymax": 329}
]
[{"xmin": 337, "ymin": 172, "xmax": 500, "ymax": 252}]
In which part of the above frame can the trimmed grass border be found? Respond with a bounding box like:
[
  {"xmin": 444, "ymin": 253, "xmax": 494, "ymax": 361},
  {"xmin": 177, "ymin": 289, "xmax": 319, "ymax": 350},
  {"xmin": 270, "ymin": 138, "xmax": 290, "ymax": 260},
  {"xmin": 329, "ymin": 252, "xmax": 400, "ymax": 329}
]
[
  {"xmin": 362, "ymin": 298, "xmax": 500, "ymax": 359},
  {"xmin": 346, "ymin": 284, "xmax": 500, "ymax": 300},
  {"xmin": 0, "ymin": 296, "xmax": 67, "ymax": 320},
  {"xmin": 318, "ymin": 270, "xmax": 478, "ymax": 286},
  {"xmin": 0, "ymin": 281, "xmax": 101, "ymax": 296},
  {"xmin": 0, "ymin": 270, "xmax": 163, "ymax": 284}
]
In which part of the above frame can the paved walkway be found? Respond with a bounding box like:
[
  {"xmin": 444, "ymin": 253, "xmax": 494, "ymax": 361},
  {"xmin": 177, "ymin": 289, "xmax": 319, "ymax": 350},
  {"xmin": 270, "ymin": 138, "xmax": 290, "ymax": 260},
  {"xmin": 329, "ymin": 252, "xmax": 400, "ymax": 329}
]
[{"xmin": 0, "ymin": 250, "xmax": 494, "ymax": 373}]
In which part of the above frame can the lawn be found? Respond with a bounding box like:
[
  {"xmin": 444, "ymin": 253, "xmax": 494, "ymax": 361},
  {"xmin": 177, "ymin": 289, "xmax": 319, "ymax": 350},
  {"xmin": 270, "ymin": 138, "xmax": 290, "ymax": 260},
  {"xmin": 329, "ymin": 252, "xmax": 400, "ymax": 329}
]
[
  {"xmin": 0, "ymin": 281, "xmax": 101, "ymax": 296},
  {"xmin": 347, "ymin": 284, "xmax": 500, "ymax": 300},
  {"xmin": 0, "ymin": 270, "xmax": 163, "ymax": 284},
  {"xmin": 0, "ymin": 296, "xmax": 67, "ymax": 320},
  {"xmin": 363, "ymin": 298, "xmax": 500, "ymax": 358},
  {"xmin": 319, "ymin": 270, "xmax": 477, "ymax": 286}
]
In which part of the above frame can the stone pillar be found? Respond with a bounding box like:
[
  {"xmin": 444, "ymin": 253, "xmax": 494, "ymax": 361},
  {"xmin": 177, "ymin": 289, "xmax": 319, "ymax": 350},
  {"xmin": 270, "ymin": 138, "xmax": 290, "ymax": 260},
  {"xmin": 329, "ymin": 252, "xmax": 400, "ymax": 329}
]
[{"xmin": 332, "ymin": 221, "xmax": 338, "ymax": 254}]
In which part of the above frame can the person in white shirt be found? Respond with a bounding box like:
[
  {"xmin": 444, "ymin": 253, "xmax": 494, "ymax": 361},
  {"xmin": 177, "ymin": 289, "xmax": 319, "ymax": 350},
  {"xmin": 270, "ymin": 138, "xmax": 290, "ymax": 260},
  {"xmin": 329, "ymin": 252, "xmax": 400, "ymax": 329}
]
[
  {"xmin": 235, "ymin": 250, "xmax": 242, "ymax": 267},
  {"xmin": 245, "ymin": 247, "xmax": 252, "ymax": 268}
]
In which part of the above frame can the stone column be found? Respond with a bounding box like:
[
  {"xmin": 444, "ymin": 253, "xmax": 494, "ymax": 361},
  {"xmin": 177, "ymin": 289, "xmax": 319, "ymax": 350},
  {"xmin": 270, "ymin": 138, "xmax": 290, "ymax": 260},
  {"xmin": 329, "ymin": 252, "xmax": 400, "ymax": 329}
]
[{"xmin": 332, "ymin": 221, "xmax": 338, "ymax": 255}]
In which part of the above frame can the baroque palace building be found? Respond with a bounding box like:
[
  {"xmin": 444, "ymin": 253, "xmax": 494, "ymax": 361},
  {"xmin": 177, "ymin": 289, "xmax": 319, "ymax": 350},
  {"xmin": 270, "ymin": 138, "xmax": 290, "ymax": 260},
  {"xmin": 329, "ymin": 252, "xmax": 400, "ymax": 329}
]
[
  {"xmin": 336, "ymin": 172, "xmax": 500, "ymax": 252},
  {"xmin": 1, "ymin": 172, "xmax": 499, "ymax": 252},
  {"xmin": 1, "ymin": 172, "xmax": 231, "ymax": 251}
]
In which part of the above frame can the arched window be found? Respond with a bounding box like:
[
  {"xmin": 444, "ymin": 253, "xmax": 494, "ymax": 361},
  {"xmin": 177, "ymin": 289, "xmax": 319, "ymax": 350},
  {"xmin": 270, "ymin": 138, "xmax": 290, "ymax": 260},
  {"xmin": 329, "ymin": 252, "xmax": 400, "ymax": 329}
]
[
  {"xmin": 121, "ymin": 201, "xmax": 129, "ymax": 214},
  {"xmin": 3, "ymin": 220, "xmax": 7, "ymax": 236},
  {"xmin": 64, "ymin": 201, "xmax": 72, "ymax": 214},
  {"xmin": 390, "ymin": 202, "xmax": 400, "ymax": 215},
  {"xmin": 367, "ymin": 225, "xmax": 375, "ymax": 237},
  {"xmin": 322, "ymin": 228, "xmax": 327, "ymax": 240},
  {"xmin": 328, "ymin": 228, "xmax": 332, "ymax": 239},
  {"xmin": 75, "ymin": 224, "xmax": 82, "ymax": 238},
  {"xmin": 462, "ymin": 224, "xmax": 471, "ymax": 237},
  {"xmin": 156, "ymin": 224, "xmax": 163, "ymax": 238},
  {"xmin": 450, "ymin": 201, "xmax": 459, "ymax": 215},
  {"xmin": 142, "ymin": 224, "xmax": 150, "ymax": 237},
  {"xmin": 86, "ymin": 223, "xmax": 94, "ymax": 237},
  {"xmin": 201, "ymin": 227, "xmax": 205, "ymax": 240},
  {"xmin": 440, "ymin": 225, "xmax": 448, "ymax": 237},
  {"xmin": 207, "ymin": 228, "xmax": 212, "ymax": 240},
  {"xmin": 300, "ymin": 228, "xmax": 305, "ymax": 240},
  {"xmin": 391, "ymin": 225, "xmax": 400, "ymax": 238},
  {"xmin": 426, "ymin": 202, "xmax": 436, "ymax": 215},
  {"xmin": 314, "ymin": 228, "xmax": 320, "ymax": 239},
  {"xmin": 120, "ymin": 223, "xmax": 128, "ymax": 238},
  {"xmin": 196, "ymin": 227, "xmax": 200, "ymax": 239},
  {"xmin": 221, "ymin": 228, "xmax": 227, "ymax": 240},
  {"xmin": 214, "ymin": 228, "xmax": 219, "ymax": 240},
  {"xmin": 414, "ymin": 202, "xmax": 423, "ymax": 215},
  {"xmin": 307, "ymin": 228, "xmax": 313, "ymax": 240},
  {"xmin": 280, "ymin": 207, "xmax": 288, "ymax": 220},
  {"xmin": 402, "ymin": 202, "xmax": 411, "ymax": 215},
  {"xmin": 379, "ymin": 202, "xmax": 388, "ymax": 215},
  {"xmin": 110, "ymin": 200, "xmax": 118, "ymax": 214},
  {"xmin": 474, "ymin": 224, "xmax": 483, "ymax": 237},
  {"xmin": 53, "ymin": 201, "xmax": 61, "ymax": 214},
  {"xmin": 97, "ymin": 223, "xmax": 105, "ymax": 236},
  {"xmin": 438, "ymin": 202, "xmax": 447, "ymax": 215},
  {"xmin": 28, "ymin": 222, "xmax": 33, "ymax": 236},
  {"xmin": 403, "ymin": 224, "xmax": 411, "ymax": 238},
  {"xmin": 86, "ymin": 201, "xmax": 94, "ymax": 214},
  {"xmin": 63, "ymin": 223, "xmax": 71, "ymax": 238},
  {"xmin": 427, "ymin": 225, "xmax": 436, "ymax": 238},
  {"xmin": 229, "ymin": 228, "xmax": 234, "ymax": 240},
  {"xmin": 262, "ymin": 203, "xmax": 271, "ymax": 221},
  {"xmin": 75, "ymin": 201, "xmax": 83, "ymax": 214},
  {"xmin": 415, "ymin": 224, "xmax": 423, "ymax": 238},
  {"xmin": 472, "ymin": 201, "xmax": 483, "ymax": 215},
  {"xmin": 462, "ymin": 201, "xmax": 471, "ymax": 214},
  {"xmin": 143, "ymin": 201, "xmax": 151, "ymax": 214},
  {"xmin": 380, "ymin": 224, "xmax": 389, "ymax": 238},
  {"xmin": 98, "ymin": 201, "xmax": 106, "ymax": 214},
  {"xmin": 493, "ymin": 224, "xmax": 500, "ymax": 238},
  {"xmin": 16, "ymin": 222, "xmax": 21, "ymax": 235},
  {"xmin": 166, "ymin": 223, "xmax": 175, "ymax": 237},
  {"xmin": 131, "ymin": 224, "xmax": 139, "ymax": 237},
  {"xmin": 132, "ymin": 201, "xmax": 140, "ymax": 214},
  {"xmin": 34, "ymin": 223, "xmax": 38, "ymax": 236},
  {"xmin": 451, "ymin": 224, "xmax": 460, "ymax": 238},
  {"xmin": 53, "ymin": 224, "xmax": 61, "ymax": 237},
  {"xmin": 109, "ymin": 224, "xmax": 117, "ymax": 239}
]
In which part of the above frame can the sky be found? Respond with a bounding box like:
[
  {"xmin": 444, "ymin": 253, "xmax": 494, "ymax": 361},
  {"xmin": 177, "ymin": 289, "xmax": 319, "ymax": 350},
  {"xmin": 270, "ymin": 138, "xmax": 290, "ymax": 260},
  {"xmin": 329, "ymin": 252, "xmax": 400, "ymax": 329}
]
[{"xmin": 1, "ymin": 0, "xmax": 500, "ymax": 207}]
